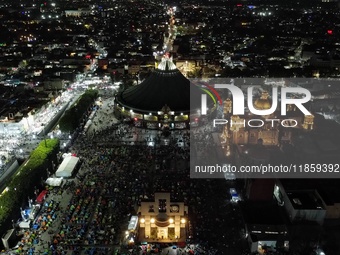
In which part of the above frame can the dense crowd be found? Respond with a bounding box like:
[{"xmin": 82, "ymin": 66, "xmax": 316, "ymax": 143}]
[
  {"xmin": 1, "ymin": 95, "xmax": 247, "ymax": 255},
  {"xmin": 58, "ymin": 117, "xmax": 236, "ymax": 255}
]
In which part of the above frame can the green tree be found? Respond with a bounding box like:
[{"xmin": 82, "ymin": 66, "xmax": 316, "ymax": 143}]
[
  {"xmin": 0, "ymin": 139, "xmax": 59, "ymax": 229},
  {"xmin": 59, "ymin": 89, "xmax": 98, "ymax": 133}
]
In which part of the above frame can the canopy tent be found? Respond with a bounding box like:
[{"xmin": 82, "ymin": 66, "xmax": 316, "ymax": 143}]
[
  {"xmin": 19, "ymin": 220, "xmax": 31, "ymax": 229},
  {"xmin": 36, "ymin": 190, "xmax": 48, "ymax": 204},
  {"xmin": 55, "ymin": 156, "xmax": 79, "ymax": 178},
  {"xmin": 1, "ymin": 229, "xmax": 15, "ymax": 250},
  {"xmin": 46, "ymin": 177, "xmax": 63, "ymax": 187}
]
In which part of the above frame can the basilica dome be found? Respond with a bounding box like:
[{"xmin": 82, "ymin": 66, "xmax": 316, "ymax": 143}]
[
  {"xmin": 113, "ymin": 57, "xmax": 204, "ymax": 129},
  {"xmin": 116, "ymin": 58, "xmax": 199, "ymax": 113}
]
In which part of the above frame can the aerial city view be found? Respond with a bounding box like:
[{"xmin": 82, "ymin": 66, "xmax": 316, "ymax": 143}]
[{"xmin": 1, "ymin": 0, "xmax": 340, "ymax": 254}]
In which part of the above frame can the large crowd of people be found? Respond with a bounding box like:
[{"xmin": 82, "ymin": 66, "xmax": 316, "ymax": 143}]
[{"xmin": 1, "ymin": 94, "xmax": 248, "ymax": 255}]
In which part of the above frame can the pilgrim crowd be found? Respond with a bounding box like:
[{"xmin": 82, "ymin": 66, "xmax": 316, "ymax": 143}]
[{"xmin": 1, "ymin": 96, "xmax": 243, "ymax": 255}]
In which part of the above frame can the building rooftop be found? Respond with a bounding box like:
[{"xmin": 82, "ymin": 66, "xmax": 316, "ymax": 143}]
[
  {"xmin": 240, "ymin": 201, "xmax": 286, "ymax": 225},
  {"xmin": 116, "ymin": 58, "xmax": 201, "ymax": 113},
  {"xmin": 281, "ymin": 179, "xmax": 340, "ymax": 206},
  {"xmin": 286, "ymin": 191, "xmax": 325, "ymax": 210}
]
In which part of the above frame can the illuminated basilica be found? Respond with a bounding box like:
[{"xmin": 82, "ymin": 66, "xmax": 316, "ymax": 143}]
[
  {"xmin": 221, "ymin": 90, "xmax": 315, "ymax": 146},
  {"xmin": 114, "ymin": 57, "xmax": 201, "ymax": 129}
]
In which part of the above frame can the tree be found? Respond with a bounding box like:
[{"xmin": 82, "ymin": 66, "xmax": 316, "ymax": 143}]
[
  {"xmin": 59, "ymin": 89, "xmax": 98, "ymax": 133},
  {"xmin": 0, "ymin": 139, "xmax": 59, "ymax": 230}
]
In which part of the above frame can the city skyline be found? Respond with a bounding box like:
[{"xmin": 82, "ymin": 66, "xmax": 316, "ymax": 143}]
[{"xmin": 1, "ymin": 0, "xmax": 340, "ymax": 255}]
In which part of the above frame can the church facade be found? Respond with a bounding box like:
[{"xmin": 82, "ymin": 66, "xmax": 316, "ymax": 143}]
[{"xmin": 138, "ymin": 193, "xmax": 187, "ymax": 242}]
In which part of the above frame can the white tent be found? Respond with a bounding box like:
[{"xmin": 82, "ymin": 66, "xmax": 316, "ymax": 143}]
[
  {"xmin": 1, "ymin": 229, "xmax": 15, "ymax": 249},
  {"xmin": 19, "ymin": 220, "xmax": 31, "ymax": 229},
  {"xmin": 55, "ymin": 156, "xmax": 79, "ymax": 177},
  {"xmin": 46, "ymin": 177, "xmax": 63, "ymax": 187}
]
